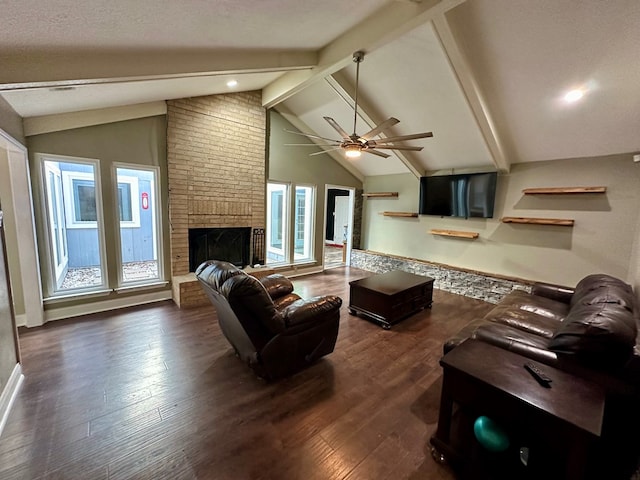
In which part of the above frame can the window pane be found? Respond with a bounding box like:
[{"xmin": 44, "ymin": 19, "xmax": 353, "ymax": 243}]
[
  {"xmin": 266, "ymin": 183, "xmax": 288, "ymax": 264},
  {"xmin": 44, "ymin": 159, "xmax": 105, "ymax": 292},
  {"xmin": 73, "ymin": 180, "xmax": 97, "ymax": 222},
  {"xmin": 116, "ymin": 167, "xmax": 159, "ymax": 284},
  {"xmin": 118, "ymin": 183, "xmax": 132, "ymax": 221},
  {"xmin": 293, "ymin": 186, "xmax": 313, "ymax": 262}
]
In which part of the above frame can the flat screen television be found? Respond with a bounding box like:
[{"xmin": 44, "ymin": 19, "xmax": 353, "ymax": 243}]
[{"xmin": 419, "ymin": 172, "xmax": 498, "ymax": 218}]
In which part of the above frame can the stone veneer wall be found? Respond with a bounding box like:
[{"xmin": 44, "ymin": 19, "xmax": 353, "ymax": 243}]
[
  {"xmin": 167, "ymin": 92, "xmax": 266, "ymax": 277},
  {"xmin": 351, "ymin": 250, "xmax": 532, "ymax": 304}
]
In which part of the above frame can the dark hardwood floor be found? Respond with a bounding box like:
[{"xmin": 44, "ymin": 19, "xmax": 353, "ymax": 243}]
[{"xmin": 0, "ymin": 267, "xmax": 493, "ymax": 480}]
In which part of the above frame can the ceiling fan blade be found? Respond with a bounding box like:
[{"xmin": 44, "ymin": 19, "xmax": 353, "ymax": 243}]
[
  {"xmin": 284, "ymin": 143, "xmax": 341, "ymax": 147},
  {"xmin": 323, "ymin": 117, "xmax": 351, "ymax": 140},
  {"xmin": 374, "ymin": 145, "xmax": 424, "ymax": 152},
  {"xmin": 284, "ymin": 129, "xmax": 341, "ymax": 143},
  {"xmin": 309, "ymin": 147, "xmax": 343, "ymax": 156},
  {"xmin": 359, "ymin": 117, "xmax": 400, "ymax": 141},
  {"xmin": 374, "ymin": 132, "xmax": 434, "ymax": 144},
  {"xmin": 364, "ymin": 149, "xmax": 391, "ymax": 158}
]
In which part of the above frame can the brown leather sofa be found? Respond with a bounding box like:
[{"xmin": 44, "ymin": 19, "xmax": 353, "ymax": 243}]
[
  {"xmin": 196, "ymin": 260, "xmax": 342, "ymax": 380},
  {"xmin": 444, "ymin": 273, "xmax": 640, "ymax": 477},
  {"xmin": 445, "ymin": 274, "xmax": 640, "ymax": 384}
]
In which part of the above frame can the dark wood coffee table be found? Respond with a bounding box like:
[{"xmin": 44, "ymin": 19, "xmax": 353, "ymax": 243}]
[
  {"xmin": 348, "ymin": 270, "xmax": 434, "ymax": 329},
  {"xmin": 431, "ymin": 339, "xmax": 605, "ymax": 478}
]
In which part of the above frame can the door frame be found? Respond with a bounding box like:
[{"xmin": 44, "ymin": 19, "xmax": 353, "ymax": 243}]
[
  {"xmin": 323, "ymin": 185, "xmax": 355, "ymax": 268},
  {"xmin": 0, "ymin": 128, "xmax": 44, "ymax": 327}
]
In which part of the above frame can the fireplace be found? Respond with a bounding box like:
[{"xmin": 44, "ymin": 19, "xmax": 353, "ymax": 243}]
[{"xmin": 188, "ymin": 227, "xmax": 251, "ymax": 271}]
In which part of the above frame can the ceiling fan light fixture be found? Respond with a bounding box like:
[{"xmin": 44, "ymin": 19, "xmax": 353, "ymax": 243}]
[{"xmin": 345, "ymin": 145, "xmax": 362, "ymax": 158}]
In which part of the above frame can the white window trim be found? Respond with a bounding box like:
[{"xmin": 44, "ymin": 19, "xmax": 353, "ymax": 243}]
[
  {"xmin": 293, "ymin": 184, "xmax": 315, "ymax": 263},
  {"xmin": 43, "ymin": 161, "xmax": 68, "ymax": 285},
  {"xmin": 61, "ymin": 170, "xmax": 97, "ymax": 229},
  {"xmin": 37, "ymin": 153, "xmax": 109, "ymax": 298},
  {"xmin": 62, "ymin": 171, "xmax": 140, "ymax": 229},
  {"xmin": 266, "ymin": 182, "xmax": 289, "ymax": 264},
  {"xmin": 113, "ymin": 163, "xmax": 163, "ymax": 287}
]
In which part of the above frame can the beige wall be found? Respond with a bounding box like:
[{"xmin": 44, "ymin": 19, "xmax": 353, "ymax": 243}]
[
  {"xmin": 0, "ymin": 97, "xmax": 24, "ymax": 146},
  {"xmin": 362, "ymin": 153, "xmax": 640, "ymax": 286},
  {"xmin": 629, "ymin": 209, "xmax": 640, "ymax": 294},
  {"xmin": 0, "ymin": 210, "xmax": 18, "ymax": 397},
  {"xmin": 26, "ymin": 115, "xmax": 170, "ymax": 308},
  {"xmin": 268, "ymin": 111, "xmax": 362, "ymax": 265}
]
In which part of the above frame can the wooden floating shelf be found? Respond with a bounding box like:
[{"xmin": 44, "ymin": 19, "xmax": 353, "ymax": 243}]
[
  {"xmin": 430, "ymin": 229, "xmax": 479, "ymax": 239},
  {"xmin": 381, "ymin": 211, "xmax": 418, "ymax": 218},
  {"xmin": 362, "ymin": 192, "xmax": 399, "ymax": 198},
  {"xmin": 522, "ymin": 186, "xmax": 607, "ymax": 195},
  {"xmin": 501, "ymin": 217, "xmax": 574, "ymax": 227}
]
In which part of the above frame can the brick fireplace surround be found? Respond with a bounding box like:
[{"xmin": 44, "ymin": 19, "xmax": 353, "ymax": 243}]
[{"xmin": 167, "ymin": 92, "xmax": 266, "ymax": 307}]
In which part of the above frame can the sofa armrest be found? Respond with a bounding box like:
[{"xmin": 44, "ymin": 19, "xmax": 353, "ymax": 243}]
[
  {"xmin": 282, "ymin": 295, "xmax": 342, "ymax": 327},
  {"xmin": 260, "ymin": 274, "xmax": 294, "ymax": 300},
  {"xmin": 531, "ymin": 282, "xmax": 574, "ymax": 304}
]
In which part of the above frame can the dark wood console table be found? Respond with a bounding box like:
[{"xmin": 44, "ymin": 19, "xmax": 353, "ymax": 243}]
[
  {"xmin": 348, "ymin": 270, "xmax": 434, "ymax": 329},
  {"xmin": 430, "ymin": 339, "xmax": 605, "ymax": 479}
]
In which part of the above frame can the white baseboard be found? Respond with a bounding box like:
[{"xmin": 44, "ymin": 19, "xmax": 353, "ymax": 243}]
[
  {"xmin": 14, "ymin": 313, "xmax": 27, "ymax": 328},
  {"xmin": 0, "ymin": 364, "xmax": 24, "ymax": 438}
]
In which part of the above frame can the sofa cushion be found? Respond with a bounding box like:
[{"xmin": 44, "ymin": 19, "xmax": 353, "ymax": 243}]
[
  {"xmin": 495, "ymin": 290, "xmax": 570, "ymax": 323},
  {"xmin": 570, "ymin": 274, "xmax": 633, "ymax": 308},
  {"xmin": 549, "ymin": 302, "xmax": 636, "ymax": 364},
  {"xmin": 484, "ymin": 304, "xmax": 561, "ymax": 338}
]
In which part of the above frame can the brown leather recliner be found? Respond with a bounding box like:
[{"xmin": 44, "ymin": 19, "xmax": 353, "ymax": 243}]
[{"xmin": 195, "ymin": 260, "xmax": 342, "ymax": 380}]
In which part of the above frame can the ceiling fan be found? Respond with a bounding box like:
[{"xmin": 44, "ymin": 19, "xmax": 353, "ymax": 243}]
[{"xmin": 285, "ymin": 51, "xmax": 433, "ymax": 159}]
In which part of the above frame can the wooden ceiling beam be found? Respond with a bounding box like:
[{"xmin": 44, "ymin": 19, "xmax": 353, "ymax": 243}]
[{"xmin": 432, "ymin": 14, "xmax": 511, "ymax": 173}]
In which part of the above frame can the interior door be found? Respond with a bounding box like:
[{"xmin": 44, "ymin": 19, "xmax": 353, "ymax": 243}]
[{"xmin": 333, "ymin": 196, "xmax": 350, "ymax": 244}]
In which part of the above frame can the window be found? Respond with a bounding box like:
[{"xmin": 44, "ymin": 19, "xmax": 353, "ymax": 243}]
[
  {"xmin": 266, "ymin": 182, "xmax": 315, "ymax": 266},
  {"xmin": 115, "ymin": 166, "xmax": 161, "ymax": 284},
  {"xmin": 294, "ymin": 186, "xmax": 314, "ymax": 262},
  {"xmin": 42, "ymin": 157, "xmax": 106, "ymax": 293},
  {"xmin": 73, "ymin": 179, "xmax": 97, "ymax": 222},
  {"xmin": 38, "ymin": 155, "xmax": 163, "ymax": 297},
  {"xmin": 266, "ymin": 183, "xmax": 288, "ymax": 264}
]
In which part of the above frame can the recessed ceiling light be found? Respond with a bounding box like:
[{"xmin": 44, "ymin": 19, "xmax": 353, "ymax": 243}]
[
  {"xmin": 226, "ymin": 80, "xmax": 238, "ymax": 88},
  {"xmin": 564, "ymin": 89, "xmax": 584, "ymax": 103}
]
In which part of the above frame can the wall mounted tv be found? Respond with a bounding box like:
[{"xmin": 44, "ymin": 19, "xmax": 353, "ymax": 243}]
[{"xmin": 419, "ymin": 172, "xmax": 498, "ymax": 218}]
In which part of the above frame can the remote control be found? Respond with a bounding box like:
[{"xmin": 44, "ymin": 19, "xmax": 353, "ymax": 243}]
[{"xmin": 524, "ymin": 362, "xmax": 552, "ymax": 387}]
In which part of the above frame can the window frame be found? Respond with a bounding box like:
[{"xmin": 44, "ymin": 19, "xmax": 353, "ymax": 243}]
[
  {"xmin": 293, "ymin": 184, "xmax": 315, "ymax": 264},
  {"xmin": 37, "ymin": 153, "xmax": 109, "ymax": 297},
  {"xmin": 266, "ymin": 182, "xmax": 289, "ymax": 265},
  {"xmin": 266, "ymin": 181, "xmax": 316, "ymax": 266},
  {"xmin": 112, "ymin": 163, "xmax": 163, "ymax": 288}
]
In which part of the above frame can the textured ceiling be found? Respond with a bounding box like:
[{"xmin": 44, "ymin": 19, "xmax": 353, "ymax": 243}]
[{"xmin": 1, "ymin": 0, "xmax": 639, "ymax": 177}]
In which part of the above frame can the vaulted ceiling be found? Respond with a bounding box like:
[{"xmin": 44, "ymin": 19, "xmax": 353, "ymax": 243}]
[{"xmin": 1, "ymin": 0, "xmax": 638, "ymax": 178}]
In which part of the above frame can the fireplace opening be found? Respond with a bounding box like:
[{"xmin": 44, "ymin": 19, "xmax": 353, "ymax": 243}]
[{"xmin": 189, "ymin": 227, "xmax": 251, "ymax": 271}]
